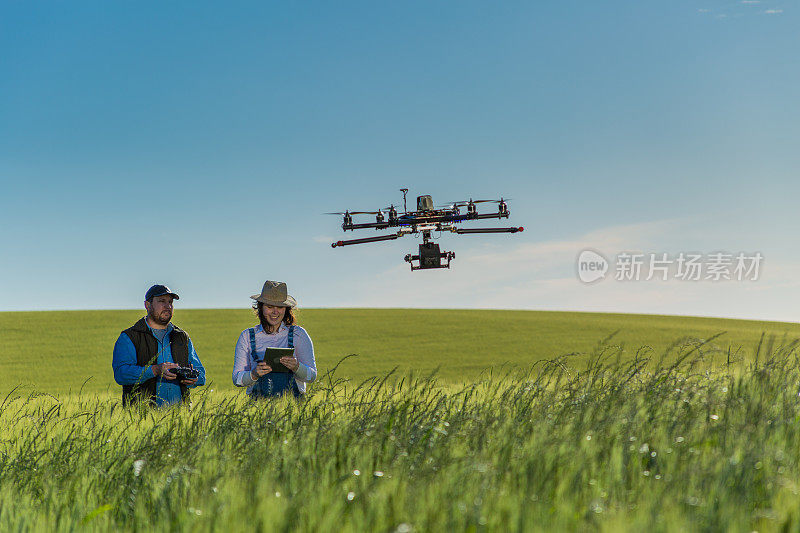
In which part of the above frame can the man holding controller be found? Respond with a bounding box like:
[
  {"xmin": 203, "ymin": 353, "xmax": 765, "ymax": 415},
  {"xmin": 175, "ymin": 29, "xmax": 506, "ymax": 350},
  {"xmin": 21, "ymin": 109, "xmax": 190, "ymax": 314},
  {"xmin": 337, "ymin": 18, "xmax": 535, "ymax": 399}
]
[{"xmin": 113, "ymin": 284, "xmax": 206, "ymax": 407}]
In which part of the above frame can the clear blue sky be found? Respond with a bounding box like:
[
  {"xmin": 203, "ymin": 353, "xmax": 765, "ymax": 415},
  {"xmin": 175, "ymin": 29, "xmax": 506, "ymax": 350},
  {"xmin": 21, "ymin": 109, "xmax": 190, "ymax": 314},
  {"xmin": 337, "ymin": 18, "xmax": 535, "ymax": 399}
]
[{"xmin": 1, "ymin": 1, "xmax": 798, "ymax": 320}]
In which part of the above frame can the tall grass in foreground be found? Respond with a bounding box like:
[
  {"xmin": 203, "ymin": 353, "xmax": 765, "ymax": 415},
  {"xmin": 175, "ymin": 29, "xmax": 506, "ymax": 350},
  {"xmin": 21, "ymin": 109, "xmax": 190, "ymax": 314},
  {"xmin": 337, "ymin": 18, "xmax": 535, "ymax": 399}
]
[{"xmin": 2, "ymin": 336, "xmax": 800, "ymax": 532}]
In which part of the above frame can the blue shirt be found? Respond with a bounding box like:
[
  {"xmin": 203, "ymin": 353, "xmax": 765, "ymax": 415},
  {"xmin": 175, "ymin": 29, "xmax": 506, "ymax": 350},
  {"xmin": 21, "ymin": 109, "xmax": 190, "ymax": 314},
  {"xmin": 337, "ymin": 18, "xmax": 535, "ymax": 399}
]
[{"xmin": 112, "ymin": 319, "xmax": 206, "ymax": 407}]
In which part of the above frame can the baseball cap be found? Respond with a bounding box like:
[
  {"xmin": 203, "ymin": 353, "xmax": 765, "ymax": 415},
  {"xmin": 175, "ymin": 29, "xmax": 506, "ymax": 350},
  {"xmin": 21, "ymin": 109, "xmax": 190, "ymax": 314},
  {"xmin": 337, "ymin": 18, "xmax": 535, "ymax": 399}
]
[{"xmin": 145, "ymin": 284, "xmax": 180, "ymax": 302}]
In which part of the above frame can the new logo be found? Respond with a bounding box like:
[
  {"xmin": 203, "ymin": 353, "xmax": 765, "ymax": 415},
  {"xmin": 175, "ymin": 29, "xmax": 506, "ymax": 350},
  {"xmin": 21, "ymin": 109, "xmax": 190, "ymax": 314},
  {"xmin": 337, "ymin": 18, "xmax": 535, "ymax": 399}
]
[{"xmin": 577, "ymin": 249, "xmax": 609, "ymax": 283}]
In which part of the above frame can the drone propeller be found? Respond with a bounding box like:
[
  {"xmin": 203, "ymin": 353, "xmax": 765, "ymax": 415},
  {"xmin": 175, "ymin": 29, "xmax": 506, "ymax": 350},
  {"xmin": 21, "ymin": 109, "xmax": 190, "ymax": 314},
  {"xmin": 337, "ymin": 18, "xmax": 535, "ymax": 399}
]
[
  {"xmin": 443, "ymin": 198, "xmax": 511, "ymax": 208},
  {"xmin": 437, "ymin": 199, "xmax": 475, "ymax": 209},
  {"xmin": 324, "ymin": 210, "xmax": 383, "ymax": 215}
]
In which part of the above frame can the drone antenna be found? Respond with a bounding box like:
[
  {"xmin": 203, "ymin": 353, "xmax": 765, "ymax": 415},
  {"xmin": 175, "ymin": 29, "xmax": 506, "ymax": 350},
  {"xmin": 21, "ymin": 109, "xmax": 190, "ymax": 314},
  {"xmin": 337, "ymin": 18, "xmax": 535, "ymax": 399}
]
[{"xmin": 400, "ymin": 188, "xmax": 409, "ymax": 213}]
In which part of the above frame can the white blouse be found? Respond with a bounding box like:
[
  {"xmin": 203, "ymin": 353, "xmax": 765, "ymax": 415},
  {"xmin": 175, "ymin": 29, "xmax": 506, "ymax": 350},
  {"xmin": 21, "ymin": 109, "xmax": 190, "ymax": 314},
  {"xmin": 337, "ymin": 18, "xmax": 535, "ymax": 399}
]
[{"xmin": 232, "ymin": 323, "xmax": 317, "ymax": 394}]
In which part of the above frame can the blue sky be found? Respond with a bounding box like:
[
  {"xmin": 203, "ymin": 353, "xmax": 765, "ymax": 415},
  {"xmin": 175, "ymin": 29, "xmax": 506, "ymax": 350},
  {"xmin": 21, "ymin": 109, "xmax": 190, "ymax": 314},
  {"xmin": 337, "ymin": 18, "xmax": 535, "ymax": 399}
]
[{"xmin": 1, "ymin": 1, "xmax": 798, "ymax": 320}]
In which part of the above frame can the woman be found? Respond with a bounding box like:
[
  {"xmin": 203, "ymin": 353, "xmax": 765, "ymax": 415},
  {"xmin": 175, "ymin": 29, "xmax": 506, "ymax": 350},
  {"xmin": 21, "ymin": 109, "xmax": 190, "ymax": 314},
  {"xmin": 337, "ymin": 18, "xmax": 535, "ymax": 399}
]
[{"xmin": 232, "ymin": 280, "xmax": 317, "ymax": 398}]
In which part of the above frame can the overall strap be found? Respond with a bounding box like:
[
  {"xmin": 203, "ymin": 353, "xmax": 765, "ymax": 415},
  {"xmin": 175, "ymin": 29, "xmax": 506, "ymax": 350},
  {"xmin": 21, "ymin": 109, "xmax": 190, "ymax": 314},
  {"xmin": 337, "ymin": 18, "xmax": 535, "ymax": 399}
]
[
  {"xmin": 288, "ymin": 325, "xmax": 294, "ymax": 349},
  {"xmin": 249, "ymin": 328, "xmax": 260, "ymax": 362}
]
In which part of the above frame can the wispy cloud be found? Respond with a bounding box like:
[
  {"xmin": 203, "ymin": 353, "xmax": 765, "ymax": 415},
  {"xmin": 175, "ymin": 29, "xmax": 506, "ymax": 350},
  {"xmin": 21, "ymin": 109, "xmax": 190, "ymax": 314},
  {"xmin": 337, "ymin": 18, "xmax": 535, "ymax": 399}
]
[
  {"xmin": 346, "ymin": 218, "xmax": 681, "ymax": 304},
  {"xmin": 698, "ymin": 1, "xmax": 785, "ymax": 18}
]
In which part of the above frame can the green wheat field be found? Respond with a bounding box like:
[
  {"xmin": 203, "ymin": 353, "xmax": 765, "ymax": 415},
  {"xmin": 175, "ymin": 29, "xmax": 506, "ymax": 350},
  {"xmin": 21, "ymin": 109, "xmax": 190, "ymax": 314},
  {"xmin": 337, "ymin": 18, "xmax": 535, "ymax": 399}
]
[{"xmin": 2, "ymin": 309, "xmax": 800, "ymax": 531}]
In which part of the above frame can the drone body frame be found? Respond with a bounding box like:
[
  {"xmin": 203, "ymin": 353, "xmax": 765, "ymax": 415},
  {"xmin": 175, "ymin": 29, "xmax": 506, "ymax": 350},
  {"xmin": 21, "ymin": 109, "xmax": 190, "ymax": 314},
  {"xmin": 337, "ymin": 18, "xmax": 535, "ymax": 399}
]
[{"xmin": 328, "ymin": 189, "xmax": 522, "ymax": 271}]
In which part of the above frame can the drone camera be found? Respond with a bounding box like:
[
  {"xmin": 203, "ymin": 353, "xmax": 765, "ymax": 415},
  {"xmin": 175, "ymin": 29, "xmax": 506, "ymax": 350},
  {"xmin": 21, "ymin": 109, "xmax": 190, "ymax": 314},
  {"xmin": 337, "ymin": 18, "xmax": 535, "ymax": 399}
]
[
  {"xmin": 420, "ymin": 243, "xmax": 442, "ymax": 268},
  {"xmin": 405, "ymin": 243, "xmax": 455, "ymax": 270},
  {"xmin": 417, "ymin": 195, "xmax": 434, "ymax": 212}
]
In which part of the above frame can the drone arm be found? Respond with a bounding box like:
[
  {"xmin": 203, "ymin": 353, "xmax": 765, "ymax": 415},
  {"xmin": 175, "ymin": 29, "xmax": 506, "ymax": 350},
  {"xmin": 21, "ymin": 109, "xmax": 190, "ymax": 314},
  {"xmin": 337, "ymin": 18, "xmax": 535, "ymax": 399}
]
[
  {"xmin": 331, "ymin": 234, "xmax": 402, "ymax": 248},
  {"xmin": 344, "ymin": 222, "xmax": 392, "ymax": 231},
  {"xmin": 453, "ymin": 227, "xmax": 524, "ymax": 234},
  {"xmin": 472, "ymin": 212, "xmax": 510, "ymax": 221}
]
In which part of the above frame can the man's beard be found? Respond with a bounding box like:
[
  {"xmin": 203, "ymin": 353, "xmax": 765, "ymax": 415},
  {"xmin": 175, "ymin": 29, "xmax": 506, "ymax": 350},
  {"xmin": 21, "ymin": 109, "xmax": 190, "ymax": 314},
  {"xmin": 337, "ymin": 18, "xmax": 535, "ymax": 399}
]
[{"xmin": 148, "ymin": 308, "xmax": 172, "ymax": 326}]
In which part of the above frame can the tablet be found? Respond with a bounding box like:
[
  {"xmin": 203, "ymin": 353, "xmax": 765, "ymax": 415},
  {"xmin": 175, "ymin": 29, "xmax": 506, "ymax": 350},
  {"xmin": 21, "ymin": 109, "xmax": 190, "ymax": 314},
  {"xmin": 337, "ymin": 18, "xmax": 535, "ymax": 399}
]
[{"xmin": 264, "ymin": 347, "xmax": 295, "ymax": 373}]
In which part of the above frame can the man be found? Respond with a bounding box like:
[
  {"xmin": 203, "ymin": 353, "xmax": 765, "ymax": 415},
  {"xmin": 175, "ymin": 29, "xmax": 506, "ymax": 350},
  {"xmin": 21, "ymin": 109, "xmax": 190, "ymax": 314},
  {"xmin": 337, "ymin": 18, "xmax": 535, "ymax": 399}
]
[{"xmin": 112, "ymin": 284, "xmax": 206, "ymax": 407}]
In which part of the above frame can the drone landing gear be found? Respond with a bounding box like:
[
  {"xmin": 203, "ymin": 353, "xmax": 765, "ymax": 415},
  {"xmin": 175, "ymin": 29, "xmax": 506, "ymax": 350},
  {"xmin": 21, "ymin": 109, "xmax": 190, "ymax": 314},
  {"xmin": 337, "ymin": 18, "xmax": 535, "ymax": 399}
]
[{"xmin": 404, "ymin": 243, "xmax": 455, "ymax": 271}]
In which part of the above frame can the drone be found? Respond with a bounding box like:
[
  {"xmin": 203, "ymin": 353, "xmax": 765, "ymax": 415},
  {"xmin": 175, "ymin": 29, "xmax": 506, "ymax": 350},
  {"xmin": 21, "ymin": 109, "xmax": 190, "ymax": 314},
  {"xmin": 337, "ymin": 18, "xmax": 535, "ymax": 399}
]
[{"xmin": 327, "ymin": 188, "xmax": 523, "ymax": 271}]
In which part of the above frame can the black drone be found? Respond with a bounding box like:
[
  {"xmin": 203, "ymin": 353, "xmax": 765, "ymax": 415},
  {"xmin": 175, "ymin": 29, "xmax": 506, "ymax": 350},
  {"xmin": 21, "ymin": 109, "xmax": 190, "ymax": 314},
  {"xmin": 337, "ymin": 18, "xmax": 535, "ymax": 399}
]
[{"xmin": 327, "ymin": 189, "xmax": 523, "ymax": 271}]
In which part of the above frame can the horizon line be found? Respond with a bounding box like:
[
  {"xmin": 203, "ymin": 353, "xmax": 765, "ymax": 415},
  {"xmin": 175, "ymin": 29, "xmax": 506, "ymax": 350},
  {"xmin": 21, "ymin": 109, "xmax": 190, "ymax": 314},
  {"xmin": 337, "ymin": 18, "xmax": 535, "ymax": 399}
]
[{"xmin": 0, "ymin": 307, "xmax": 796, "ymax": 326}]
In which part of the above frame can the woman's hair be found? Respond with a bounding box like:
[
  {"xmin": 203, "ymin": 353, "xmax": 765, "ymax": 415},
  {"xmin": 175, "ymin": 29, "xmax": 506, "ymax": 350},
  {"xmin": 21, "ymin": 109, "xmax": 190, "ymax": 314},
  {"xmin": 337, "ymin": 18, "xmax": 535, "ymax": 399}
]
[{"xmin": 252, "ymin": 301, "xmax": 296, "ymax": 333}]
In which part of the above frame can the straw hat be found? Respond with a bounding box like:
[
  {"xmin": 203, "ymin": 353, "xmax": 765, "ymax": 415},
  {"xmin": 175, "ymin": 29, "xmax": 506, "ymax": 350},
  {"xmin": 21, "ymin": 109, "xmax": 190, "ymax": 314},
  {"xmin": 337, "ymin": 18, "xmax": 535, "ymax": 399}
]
[{"xmin": 250, "ymin": 280, "xmax": 297, "ymax": 308}]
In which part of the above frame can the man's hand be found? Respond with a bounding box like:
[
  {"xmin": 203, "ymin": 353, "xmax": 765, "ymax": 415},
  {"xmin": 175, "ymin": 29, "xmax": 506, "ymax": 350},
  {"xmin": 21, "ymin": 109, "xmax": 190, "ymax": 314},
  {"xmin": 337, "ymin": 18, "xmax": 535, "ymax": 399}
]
[
  {"xmin": 180, "ymin": 364, "xmax": 198, "ymax": 385},
  {"xmin": 280, "ymin": 356, "xmax": 299, "ymax": 372},
  {"xmin": 251, "ymin": 361, "xmax": 272, "ymax": 381},
  {"xmin": 153, "ymin": 362, "xmax": 179, "ymax": 380}
]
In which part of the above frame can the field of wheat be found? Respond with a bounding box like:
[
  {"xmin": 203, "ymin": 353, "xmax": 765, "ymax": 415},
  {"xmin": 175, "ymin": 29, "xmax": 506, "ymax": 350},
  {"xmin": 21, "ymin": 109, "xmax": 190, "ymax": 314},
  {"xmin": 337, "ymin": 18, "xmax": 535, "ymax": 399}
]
[{"xmin": 2, "ymin": 331, "xmax": 799, "ymax": 531}]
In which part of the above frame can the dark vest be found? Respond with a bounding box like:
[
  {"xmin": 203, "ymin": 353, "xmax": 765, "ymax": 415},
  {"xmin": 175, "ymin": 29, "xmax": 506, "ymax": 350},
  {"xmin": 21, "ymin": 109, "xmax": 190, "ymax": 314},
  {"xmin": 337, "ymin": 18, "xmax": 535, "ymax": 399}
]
[{"xmin": 121, "ymin": 318, "xmax": 190, "ymax": 406}]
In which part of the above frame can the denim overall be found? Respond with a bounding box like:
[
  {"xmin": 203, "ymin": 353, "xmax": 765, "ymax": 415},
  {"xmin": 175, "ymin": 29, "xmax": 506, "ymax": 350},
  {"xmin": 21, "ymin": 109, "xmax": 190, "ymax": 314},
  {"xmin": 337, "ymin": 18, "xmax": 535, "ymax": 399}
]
[{"xmin": 249, "ymin": 326, "xmax": 302, "ymax": 399}]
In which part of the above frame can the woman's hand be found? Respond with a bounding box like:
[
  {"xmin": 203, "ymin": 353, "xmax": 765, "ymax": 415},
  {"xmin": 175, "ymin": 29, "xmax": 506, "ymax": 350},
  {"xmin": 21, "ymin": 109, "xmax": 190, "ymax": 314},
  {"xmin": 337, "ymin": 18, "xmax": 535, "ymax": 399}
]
[
  {"xmin": 250, "ymin": 361, "xmax": 272, "ymax": 381},
  {"xmin": 279, "ymin": 356, "xmax": 299, "ymax": 372}
]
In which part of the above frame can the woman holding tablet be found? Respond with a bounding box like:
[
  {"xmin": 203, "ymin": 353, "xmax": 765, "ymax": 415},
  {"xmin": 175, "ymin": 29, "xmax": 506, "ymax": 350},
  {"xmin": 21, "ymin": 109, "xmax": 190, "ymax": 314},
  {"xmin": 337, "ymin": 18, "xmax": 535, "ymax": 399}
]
[{"xmin": 232, "ymin": 280, "xmax": 317, "ymax": 398}]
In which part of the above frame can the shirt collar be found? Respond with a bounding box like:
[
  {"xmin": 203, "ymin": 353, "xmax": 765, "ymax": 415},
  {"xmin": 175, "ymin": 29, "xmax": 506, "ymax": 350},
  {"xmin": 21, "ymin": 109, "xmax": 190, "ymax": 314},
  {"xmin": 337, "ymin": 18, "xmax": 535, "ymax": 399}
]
[
  {"xmin": 144, "ymin": 317, "xmax": 173, "ymax": 335},
  {"xmin": 256, "ymin": 323, "xmax": 285, "ymax": 335}
]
